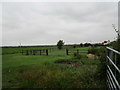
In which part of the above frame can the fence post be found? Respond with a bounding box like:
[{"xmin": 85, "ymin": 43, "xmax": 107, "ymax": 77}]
[
  {"xmin": 66, "ymin": 49, "xmax": 68, "ymax": 55},
  {"xmin": 40, "ymin": 50, "xmax": 41, "ymax": 55},
  {"xmin": 46, "ymin": 49, "xmax": 48, "ymax": 56}
]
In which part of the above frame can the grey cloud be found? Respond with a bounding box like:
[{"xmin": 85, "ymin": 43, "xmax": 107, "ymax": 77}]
[{"xmin": 2, "ymin": 2, "xmax": 118, "ymax": 46}]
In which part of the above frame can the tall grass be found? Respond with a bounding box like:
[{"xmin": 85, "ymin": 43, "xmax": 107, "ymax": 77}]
[
  {"xmin": 2, "ymin": 46, "xmax": 107, "ymax": 88},
  {"xmin": 14, "ymin": 64, "xmax": 106, "ymax": 88}
]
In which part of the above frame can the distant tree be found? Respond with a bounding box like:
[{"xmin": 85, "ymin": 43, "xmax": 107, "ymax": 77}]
[
  {"xmin": 80, "ymin": 43, "xmax": 83, "ymax": 47},
  {"xmin": 57, "ymin": 40, "xmax": 64, "ymax": 49},
  {"xmin": 84, "ymin": 43, "xmax": 92, "ymax": 47}
]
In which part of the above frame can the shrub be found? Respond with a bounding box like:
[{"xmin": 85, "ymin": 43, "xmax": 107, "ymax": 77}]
[
  {"xmin": 80, "ymin": 43, "xmax": 83, "ymax": 47},
  {"xmin": 93, "ymin": 47, "xmax": 107, "ymax": 80},
  {"xmin": 88, "ymin": 47, "xmax": 98, "ymax": 54},
  {"xmin": 88, "ymin": 47, "xmax": 107, "ymax": 78}
]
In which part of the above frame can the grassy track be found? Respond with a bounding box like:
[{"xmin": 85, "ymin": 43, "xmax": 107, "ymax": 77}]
[{"xmin": 2, "ymin": 46, "xmax": 106, "ymax": 88}]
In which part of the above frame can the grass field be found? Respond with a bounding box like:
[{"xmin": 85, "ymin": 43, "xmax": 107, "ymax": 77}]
[{"xmin": 2, "ymin": 46, "xmax": 106, "ymax": 88}]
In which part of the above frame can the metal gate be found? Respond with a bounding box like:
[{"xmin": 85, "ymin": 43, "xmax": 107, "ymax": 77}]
[{"xmin": 106, "ymin": 47, "xmax": 120, "ymax": 89}]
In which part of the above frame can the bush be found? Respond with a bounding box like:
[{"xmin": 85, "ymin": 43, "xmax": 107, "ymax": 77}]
[
  {"xmin": 88, "ymin": 47, "xmax": 98, "ymax": 54},
  {"xmin": 95, "ymin": 47, "xmax": 107, "ymax": 80},
  {"xmin": 88, "ymin": 47, "xmax": 107, "ymax": 78}
]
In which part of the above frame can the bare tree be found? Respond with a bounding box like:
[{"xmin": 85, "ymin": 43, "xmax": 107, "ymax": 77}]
[
  {"xmin": 112, "ymin": 24, "xmax": 119, "ymax": 49},
  {"xmin": 112, "ymin": 24, "xmax": 120, "ymax": 38}
]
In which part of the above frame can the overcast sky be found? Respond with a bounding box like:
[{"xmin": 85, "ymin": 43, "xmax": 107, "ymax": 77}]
[{"xmin": 2, "ymin": 2, "xmax": 118, "ymax": 46}]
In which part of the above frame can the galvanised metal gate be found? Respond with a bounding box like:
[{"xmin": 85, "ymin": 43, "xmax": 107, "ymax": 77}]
[{"xmin": 106, "ymin": 47, "xmax": 120, "ymax": 90}]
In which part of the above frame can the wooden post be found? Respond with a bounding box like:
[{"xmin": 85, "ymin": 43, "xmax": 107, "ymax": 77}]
[
  {"xmin": 66, "ymin": 49, "xmax": 68, "ymax": 55},
  {"xmin": 46, "ymin": 49, "xmax": 48, "ymax": 56},
  {"xmin": 40, "ymin": 50, "xmax": 41, "ymax": 55}
]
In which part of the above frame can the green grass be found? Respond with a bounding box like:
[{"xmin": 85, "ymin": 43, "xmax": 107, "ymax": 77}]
[{"xmin": 2, "ymin": 46, "xmax": 106, "ymax": 88}]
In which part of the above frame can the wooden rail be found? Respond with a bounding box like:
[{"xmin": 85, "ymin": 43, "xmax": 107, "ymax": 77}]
[{"xmin": 22, "ymin": 49, "xmax": 49, "ymax": 56}]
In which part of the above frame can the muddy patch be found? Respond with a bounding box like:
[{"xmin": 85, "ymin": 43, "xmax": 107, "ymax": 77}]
[
  {"xmin": 60, "ymin": 62, "xmax": 83, "ymax": 67},
  {"xmin": 55, "ymin": 60, "xmax": 84, "ymax": 67}
]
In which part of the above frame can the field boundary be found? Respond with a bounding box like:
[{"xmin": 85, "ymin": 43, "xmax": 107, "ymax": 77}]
[{"xmin": 22, "ymin": 49, "xmax": 49, "ymax": 56}]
